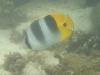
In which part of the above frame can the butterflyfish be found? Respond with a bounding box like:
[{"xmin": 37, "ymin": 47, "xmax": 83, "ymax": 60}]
[{"xmin": 25, "ymin": 12, "xmax": 73, "ymax": 50}]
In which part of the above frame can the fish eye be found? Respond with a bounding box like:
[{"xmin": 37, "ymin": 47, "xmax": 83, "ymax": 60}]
[{"xmin": 63, "ymin": 23, "xmax": 67, "ymax": 27}]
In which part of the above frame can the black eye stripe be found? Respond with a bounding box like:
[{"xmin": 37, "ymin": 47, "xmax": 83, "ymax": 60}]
[{"xmin": 63, "ymin": 23, "xmax": 67, "ymax": 27}]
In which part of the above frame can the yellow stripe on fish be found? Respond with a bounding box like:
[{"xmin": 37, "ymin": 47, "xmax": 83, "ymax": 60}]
[
  {"xmin": 25, "ymin": 12, "xmax": 73, "ymax": 50},
  {"xmin": 49, "ymin": 12, "xmax": 73, "ymax": 41}
]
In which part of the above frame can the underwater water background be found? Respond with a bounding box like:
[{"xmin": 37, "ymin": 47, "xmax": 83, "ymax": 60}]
[{"xmin": 0, "ymin": 0, "xmax": 100, "ymax": 75}]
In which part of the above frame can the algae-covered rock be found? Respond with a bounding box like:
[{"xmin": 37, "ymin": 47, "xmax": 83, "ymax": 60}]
[
  {"xmin": 91, "ymin": 3, "xmax": 100, "ymax": 37},
  {"xmin": 45, "ymin": 52, "xmax": 99, "ymax": 75},
  {"xmin": 22, "ymin": 62, "xmax": 46, "ymax": 75},
  {"xmin": 2, "ymin": 49, "xmax": 100, "ymax": 75},
  {"xmin": 3, "ymin": 52, "xmax": 27, "ymax": 75},
  {"xmin": 0, "ymin": 69, "xmax": 13, "ymax": 75},
  {"xmin": 27, "ymin": 51, "xmax": 60, "ymax": 68}
]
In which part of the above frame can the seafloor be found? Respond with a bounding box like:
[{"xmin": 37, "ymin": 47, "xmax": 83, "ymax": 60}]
[{"xmin": 0, "ymin": 0, "xmax": 100, "ymax": 75}]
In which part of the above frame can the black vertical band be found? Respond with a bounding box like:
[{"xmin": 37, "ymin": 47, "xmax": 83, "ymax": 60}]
[
  {"xmin": 30, "ymin": 20, "xmax": 46, "ymax": 43},
  {"xmin": 44, "ymin": 15, "xmax": 60, "ymax": 36}
]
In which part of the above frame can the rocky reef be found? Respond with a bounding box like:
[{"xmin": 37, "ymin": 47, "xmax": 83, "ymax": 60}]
[{"xmin": 3, "ymin": 44, "xmax": 100, "ymax": 75}]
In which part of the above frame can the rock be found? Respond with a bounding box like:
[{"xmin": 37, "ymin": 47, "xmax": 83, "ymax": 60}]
[{"xmin": 22, "ymin": 62, "xmax": 46, "ymax": 75}]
